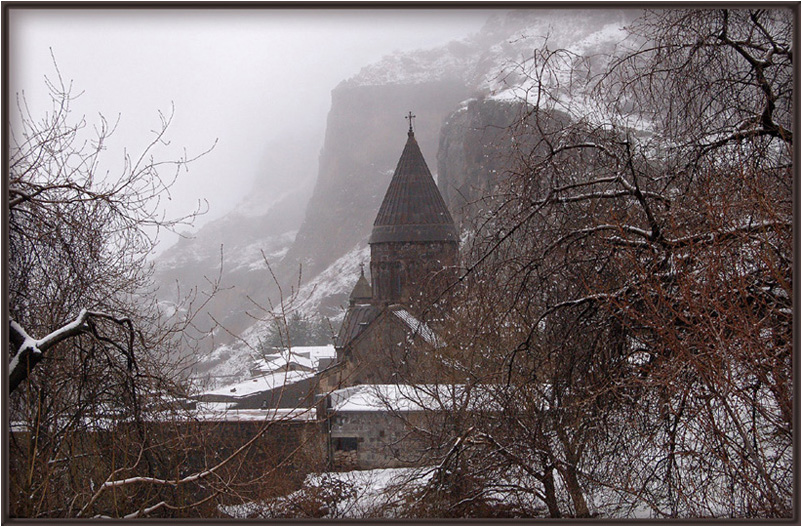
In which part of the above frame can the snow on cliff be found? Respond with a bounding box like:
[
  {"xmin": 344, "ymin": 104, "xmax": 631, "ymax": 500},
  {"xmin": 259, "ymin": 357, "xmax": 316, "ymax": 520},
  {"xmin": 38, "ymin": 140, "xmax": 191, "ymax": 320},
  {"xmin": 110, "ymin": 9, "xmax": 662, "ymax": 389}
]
[
  {"xmin": 343, "ymin": 9, "xmax": 635, "ymax": 98},
  {"xmin": 294, "ymin": 243, "xmax": 372, "ymax": 318},
  {"xmin": 194, "ymin": 244, "xmax": 369, "ymax": 385},
  {"xmin": 342, "ymin": 40, "xmax": 482, "ymax": 87},
  {"xmin": 191, "ymin": 9, "xmax": 640, "ymax": 384}
]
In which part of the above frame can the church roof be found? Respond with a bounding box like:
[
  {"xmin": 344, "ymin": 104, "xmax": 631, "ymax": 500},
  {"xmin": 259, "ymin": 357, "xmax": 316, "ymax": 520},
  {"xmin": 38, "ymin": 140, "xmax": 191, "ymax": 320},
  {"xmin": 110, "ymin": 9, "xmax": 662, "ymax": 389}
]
[
  {"xmin": 334, "ymin": 304, "xmax": 379, "ymax": 349},
  {"xmin": 390, "ymin": 306, "xmax": 446, "ymax": 349},
  {"xmin": 370, "ymin": 127, "xmax": 458, "ymax": 244},
  {"xmin": 349, "ymin": 266, "xmax": 372, "ymax": 303}
]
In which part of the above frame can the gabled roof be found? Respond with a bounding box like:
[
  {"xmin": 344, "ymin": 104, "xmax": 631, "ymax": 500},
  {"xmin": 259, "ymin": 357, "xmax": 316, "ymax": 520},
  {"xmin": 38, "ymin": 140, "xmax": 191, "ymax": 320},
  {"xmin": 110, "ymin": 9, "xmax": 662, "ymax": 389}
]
[
  {"xmin": 335, "ymin": 302, "xmax": 447, "ymax": 355},
  {"xmin": 390, "ymin": 306, "xmax": 446, "ymax": 349},
  {"xmin": 251, "ymin": 345, "xmax": 336, "ymax": 374},
  {"xmin": 335, "ymin": 304, "xmax": 380, "ymax": 349},
  {"xmin": 328, "ymin": 384, "xmax": 501, "ymax": 413},
  {"xmin": 198, "ymin": 370, "xmax": 314, "ymax": 401},
  {"xmin": 370, "ymin": 130, "xmax": 458, "ymax": 244},
  {"xmin": 349, "ymin": 268, "xmax": 373, "ymax": 303}
]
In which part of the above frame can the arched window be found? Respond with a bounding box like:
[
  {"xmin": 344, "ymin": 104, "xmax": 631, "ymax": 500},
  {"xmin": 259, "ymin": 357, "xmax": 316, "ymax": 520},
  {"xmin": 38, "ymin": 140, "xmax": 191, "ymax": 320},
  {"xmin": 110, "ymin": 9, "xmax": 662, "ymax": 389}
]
[{"xmin": 393, "ymin": 263, "xmax": 402, "ymax": 299}]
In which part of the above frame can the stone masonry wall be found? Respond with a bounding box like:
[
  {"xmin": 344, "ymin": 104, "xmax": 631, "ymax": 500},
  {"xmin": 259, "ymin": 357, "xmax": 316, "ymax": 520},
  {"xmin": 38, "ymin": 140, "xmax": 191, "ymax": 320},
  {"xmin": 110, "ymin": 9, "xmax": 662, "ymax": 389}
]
[
  {"xmin": 329, "ymin": 410, "xmax": 430, "ymax": 470},
  {"xmin": 370, "ymin": 240, "xmax": 458, "ymax": 304}
]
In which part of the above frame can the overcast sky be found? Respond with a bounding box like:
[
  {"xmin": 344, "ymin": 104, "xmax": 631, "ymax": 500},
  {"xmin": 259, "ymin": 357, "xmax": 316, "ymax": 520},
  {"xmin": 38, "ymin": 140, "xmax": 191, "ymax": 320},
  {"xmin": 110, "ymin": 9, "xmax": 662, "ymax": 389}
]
[{"xmin": 8, "ymin": 8, "xmax": 498, "ymax": 249}]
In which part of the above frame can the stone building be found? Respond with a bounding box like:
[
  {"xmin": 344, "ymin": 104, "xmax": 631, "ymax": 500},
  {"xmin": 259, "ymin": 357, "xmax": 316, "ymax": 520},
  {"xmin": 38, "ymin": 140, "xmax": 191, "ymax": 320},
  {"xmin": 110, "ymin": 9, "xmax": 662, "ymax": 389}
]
[
  {"xmin": 326, "ymin": 385, "xmax": 449, "ymax": 470},
  {"xmin": 320, "ymin": 116, "xmax": 457, "ymax": 392},
  {"xmin": 368, "ymin": 118, "xmax": 459, "ymax": 305},
  {"xmin": 182, "ymin": 118, "xmax": 459, "ymax": 473},
  {"xmin": 319, "ymin": 116, "xmax": 459, "ymax": 469}
]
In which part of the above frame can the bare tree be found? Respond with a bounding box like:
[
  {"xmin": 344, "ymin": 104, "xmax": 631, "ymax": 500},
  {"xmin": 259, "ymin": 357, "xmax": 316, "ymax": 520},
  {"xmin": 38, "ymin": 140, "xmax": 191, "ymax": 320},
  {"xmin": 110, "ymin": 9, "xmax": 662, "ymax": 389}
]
[
  {"xmin": 8, "ymin": 60, "xmax": 216, "ymax": 391},
  {"xmin": 412, "ymin": 8, "xmax": 792, "ymax": 519},
  {"xmin": 6, "ymin": 63, "xmax": 233, "ymax": 517}
]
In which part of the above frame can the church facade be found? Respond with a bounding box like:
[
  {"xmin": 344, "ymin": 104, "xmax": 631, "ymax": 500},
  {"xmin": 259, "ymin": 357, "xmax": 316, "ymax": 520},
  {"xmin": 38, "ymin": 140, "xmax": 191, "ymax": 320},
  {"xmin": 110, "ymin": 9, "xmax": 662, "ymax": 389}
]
[{"xmin": 320, "ymin": 115, "xmax": 457, "ymax": 391}]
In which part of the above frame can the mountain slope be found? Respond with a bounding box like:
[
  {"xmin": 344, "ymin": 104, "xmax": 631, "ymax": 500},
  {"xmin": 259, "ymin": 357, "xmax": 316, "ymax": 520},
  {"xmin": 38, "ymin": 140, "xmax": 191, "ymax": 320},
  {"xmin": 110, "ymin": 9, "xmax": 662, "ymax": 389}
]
[{"xmin": 154, "ymin": 9, "xmax": 639, "ymax": 381}]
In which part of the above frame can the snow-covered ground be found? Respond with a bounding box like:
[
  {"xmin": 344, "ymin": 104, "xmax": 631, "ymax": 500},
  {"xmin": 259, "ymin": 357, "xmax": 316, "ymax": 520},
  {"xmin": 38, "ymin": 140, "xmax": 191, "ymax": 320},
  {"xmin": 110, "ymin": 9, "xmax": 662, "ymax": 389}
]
[
  {"xmin": 221, "ymin": 466, "xmax": 433, "ymax": 519},
  {"xmin": 294, "ymin": 243, "xmax": 371, "ymax": 318}
]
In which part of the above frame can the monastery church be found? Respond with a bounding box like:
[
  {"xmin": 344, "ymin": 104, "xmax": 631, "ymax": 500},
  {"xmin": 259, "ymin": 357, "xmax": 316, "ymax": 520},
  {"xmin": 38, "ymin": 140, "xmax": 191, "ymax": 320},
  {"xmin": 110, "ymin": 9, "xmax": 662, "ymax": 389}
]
[
  {"xmin": 320, "ymin": 114, "xmax": 458, "ymax": 391},
  {"xmin": 318, "ymin": 114, "xmax": 460, "ymax": 469},
  {"xmin": 195, "ymin": 115, "xmax": 460, "ymax": 470}
]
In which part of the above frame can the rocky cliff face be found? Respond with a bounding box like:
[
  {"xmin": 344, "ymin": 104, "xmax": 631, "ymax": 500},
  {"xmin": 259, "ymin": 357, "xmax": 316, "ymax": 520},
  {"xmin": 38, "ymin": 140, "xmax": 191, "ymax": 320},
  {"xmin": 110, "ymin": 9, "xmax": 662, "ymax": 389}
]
[
  {"xmin": 154, "ymin": 9, "xmax": 639, "ymax": 381},
  {"xmin": 152, "ymin": 132, "xmax": 318, "ymax": 353},
  {"xmin": 288, "ymin": 7, "xmax": 638, "ymax": 274},
  {"xmin": 436, "ymin": 97, "xmax": 525, "ymax": 229}
]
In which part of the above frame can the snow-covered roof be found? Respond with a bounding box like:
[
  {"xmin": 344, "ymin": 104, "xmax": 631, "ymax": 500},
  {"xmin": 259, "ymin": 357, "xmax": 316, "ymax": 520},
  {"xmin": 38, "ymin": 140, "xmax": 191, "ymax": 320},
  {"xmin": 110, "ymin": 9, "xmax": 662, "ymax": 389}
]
[
  {"xmin": 329, "ymin": 384, "xmax": 468, "ymax": 413},
  {"xmin": 202, "ymin": 370, "xmax": 314, "ymax": 399},
  {"xmin": 191, "ymin": 406, "xmax": 316, "ymax": 422},
  {"xmin": 390, "ymin": 307, "xmax": 446, "ymax": 348},
  {"xmin": 137, "ymin": 401, "xmax": 317, "ymax": 423},
  {"xmin": 302, "ymin": 345, "xmax": 337, "ymax": 362},
  {"xmin": 252, "ymin": 355, "xmax": 313, "ymax": 372},
  {"xmin": 251, "ymin": 345, "xmax": 337, "ymax": 374}
]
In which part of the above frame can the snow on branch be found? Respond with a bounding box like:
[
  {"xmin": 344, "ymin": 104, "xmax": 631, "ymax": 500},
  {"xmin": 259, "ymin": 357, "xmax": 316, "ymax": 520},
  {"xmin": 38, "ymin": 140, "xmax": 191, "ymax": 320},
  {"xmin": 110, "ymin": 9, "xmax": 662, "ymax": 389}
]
[
  {"xmin": 549, "ymin": 141, "xmax": 619, "ymax": 159},
  {"xmin": 76, "ymin": 404, "xmax": 312, "ymax": 518},
  {"xmin": 550, "ymin": 224, "xmax": 654, "ymax": 251},
  {"xmin": 537, "ymin": 286, "xmax": 631, "ymax": 326},
  {"xmin": 8, "ymin": 309, "xmax": 137, "ymax": 393},
  {"xmin": 665, "ymin": 220, "xmax": 791, "ymax": 249},
  {"xmin": 533, "ymin": 188, "xmax": 669, "ymax": 208},
  {"xmin": 550, "ymin": 175, "xmax": 624, "ymax": 194}
]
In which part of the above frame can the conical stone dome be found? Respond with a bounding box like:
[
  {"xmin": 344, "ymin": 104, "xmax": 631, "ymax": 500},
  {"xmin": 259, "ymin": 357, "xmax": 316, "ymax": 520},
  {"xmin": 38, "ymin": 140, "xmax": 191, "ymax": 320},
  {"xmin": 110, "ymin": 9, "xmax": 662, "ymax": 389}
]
[
  {"xmin": 349, "ymin": 266, "xmax": 373, "ymax": 303},
  {"xmin": 370, "ymin": 130, "xmax": 458, "ymax": 244}
]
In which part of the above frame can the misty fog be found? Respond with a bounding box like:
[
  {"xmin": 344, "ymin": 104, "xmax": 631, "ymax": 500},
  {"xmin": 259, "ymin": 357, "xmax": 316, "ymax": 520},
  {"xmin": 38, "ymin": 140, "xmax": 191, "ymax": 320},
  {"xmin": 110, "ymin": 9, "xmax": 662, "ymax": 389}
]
[{"xmin": 8, "ymin": 8, "xmax": 500, "ymax": 252}]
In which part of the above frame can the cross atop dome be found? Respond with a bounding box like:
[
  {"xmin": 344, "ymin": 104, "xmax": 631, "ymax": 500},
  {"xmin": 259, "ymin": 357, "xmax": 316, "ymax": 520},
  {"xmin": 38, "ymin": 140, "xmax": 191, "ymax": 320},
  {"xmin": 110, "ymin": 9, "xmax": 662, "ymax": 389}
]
[
  {"xmin": 406, "ymin": 111, "xmax": 416, "ymax": 136},
  {"xmin": 370, "ymin": 119, "xmax": 458, "ymax": 245}
]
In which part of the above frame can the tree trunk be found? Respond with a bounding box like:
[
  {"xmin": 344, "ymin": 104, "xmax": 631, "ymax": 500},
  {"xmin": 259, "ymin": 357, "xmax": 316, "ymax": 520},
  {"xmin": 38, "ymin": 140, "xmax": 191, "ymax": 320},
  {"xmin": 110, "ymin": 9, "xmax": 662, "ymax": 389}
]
[
  {"xmin": 541, "ymin": 465, "xmax": 562, "ymax": 518},
  {"xmin": 559, "ymin": 462, "xmax": 590, "ymax": 517}
]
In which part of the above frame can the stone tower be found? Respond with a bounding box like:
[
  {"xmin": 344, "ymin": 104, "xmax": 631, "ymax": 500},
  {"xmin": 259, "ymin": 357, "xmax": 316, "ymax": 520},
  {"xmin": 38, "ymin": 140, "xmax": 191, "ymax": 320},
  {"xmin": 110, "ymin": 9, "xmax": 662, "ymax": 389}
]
[
  {"xmin": 349, "ymin": 264, "xmax": 373, "ymax": 306},
  {"xmin": 322, "ymin": 115, "xmax": 458, "ymax": 394},
  {"xmin": 369, "ymin": 114, "xmax": 458, "ymax": 304}
]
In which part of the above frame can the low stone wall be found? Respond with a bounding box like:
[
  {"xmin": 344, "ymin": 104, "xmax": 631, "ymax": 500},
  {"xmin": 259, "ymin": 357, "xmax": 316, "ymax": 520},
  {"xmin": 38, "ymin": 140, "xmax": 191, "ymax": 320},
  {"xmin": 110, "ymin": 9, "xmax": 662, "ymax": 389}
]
[{"xmin": 329, "ymin": 410, "xmax": 431, "ymax": 470}]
